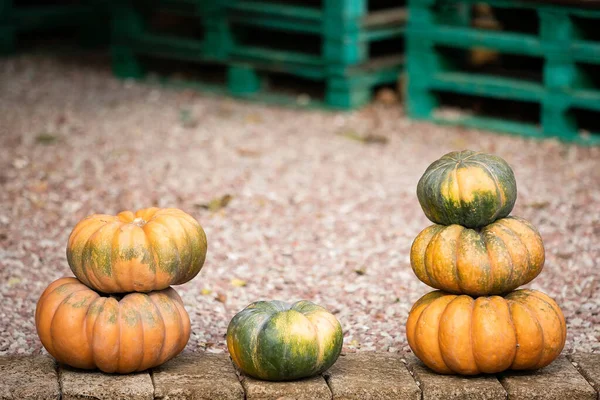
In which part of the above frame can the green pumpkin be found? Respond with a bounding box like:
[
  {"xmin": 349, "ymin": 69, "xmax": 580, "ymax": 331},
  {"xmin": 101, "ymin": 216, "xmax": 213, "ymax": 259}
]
[
  {"xmin": 417, "ymin": 150, "xmax": 517, "ymax": 228},
  {"xmin": 226, "ymin": 300, "xmax": 343, "ymax": 381}
]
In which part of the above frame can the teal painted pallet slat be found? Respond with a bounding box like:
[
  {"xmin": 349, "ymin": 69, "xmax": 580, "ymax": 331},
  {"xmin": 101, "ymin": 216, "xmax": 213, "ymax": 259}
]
[
  {"xmin": 111, "ymin": 0, "xmax": 404, "ymax": 109},
  {"xmin": 406, "ymin": 0, "xmax": 600, "ymax": 145}
]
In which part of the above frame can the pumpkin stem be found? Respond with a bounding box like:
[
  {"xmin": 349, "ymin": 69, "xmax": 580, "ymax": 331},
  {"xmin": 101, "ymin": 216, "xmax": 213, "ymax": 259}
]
[{"xmin": 132, "ymin": 217, "xmax": 146, "ymax": 227}]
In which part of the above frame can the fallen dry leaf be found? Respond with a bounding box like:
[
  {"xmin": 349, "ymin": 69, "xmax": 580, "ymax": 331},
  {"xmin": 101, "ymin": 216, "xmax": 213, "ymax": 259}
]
[
  {"xmin": 35, "ymin": 133, "xmax": 59, "ymax": 145},
  {"xmin": 231, "ymin": 278, "xmax": 247, "ymax": 287},
  {"xmin": 195, "ymin": 194, "xmax": 233, "ymax": 212},
  {"xmin": 236, "ymin": 147, "xmax": 262, "ymax": 158},
  {"xmin": 337, "ymin": 129, "xmax": 388, "ymax": 145},
  {"xmin": 215, "ymin": 293, "xmax": 227, "ymax": 303}
]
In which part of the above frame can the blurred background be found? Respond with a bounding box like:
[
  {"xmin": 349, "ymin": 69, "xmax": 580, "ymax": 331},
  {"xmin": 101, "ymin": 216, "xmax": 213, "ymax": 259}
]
[{"xmin": 1, "ymin": 0, "xmax": 599, "ymax": 356}]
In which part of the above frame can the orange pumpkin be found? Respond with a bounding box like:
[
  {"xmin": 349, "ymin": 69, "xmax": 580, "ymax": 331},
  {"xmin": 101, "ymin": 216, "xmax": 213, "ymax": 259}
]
[
  {"xmin": 35, "ymin": 277, "xmax": 190, "ymax": 374},
  {"xmin": 67, "ymin": 207, "xmax": 207, "ymax": 293},
  {"xmin": 411, "ymin": 216, "xmax": 544, "ymax": 296},
  {"xmin": 406, "ymin": 289, "xmax": 566, "ymax": 375}
]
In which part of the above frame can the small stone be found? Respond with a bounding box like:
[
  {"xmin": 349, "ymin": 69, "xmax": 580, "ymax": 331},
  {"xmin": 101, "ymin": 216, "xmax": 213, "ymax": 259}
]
[
  {"xmin": 59, "ymin": 366, "xmax": 153, "ymax": 400},
  {"xmin": 0, "ymin": 355, "xmax": 59, "ymax": 400},
  {"xmin": 242, "ymin": 375, "xmax": 331, "ymax": 400},
  {"xmin": 153, "ymin": 353, "xmax": 244, "ymax": 400},
  {"xmin": 406, "ymin": 354, "xmax": 506, "ymax": 399},
  {"xmin": 499, "ymin": 356, "xmax": 596, "ymax": 400},
  {"xmin": 325, "ymin": 352, "xmax": 420, "ymax": 399}
]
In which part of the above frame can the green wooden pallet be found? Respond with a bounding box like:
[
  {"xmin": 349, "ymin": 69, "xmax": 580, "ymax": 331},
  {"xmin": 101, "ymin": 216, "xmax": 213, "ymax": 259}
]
[
  {"xmin": 0, "ymin": 0, "xmax": 110, "ymax": 54},
  {"xmin": 406, "ymin": 0, "xmax": 600, "ymax": 145},
  {"xmin": 111, "ymin": 0, "xmax": 405, "ymax": 109}
]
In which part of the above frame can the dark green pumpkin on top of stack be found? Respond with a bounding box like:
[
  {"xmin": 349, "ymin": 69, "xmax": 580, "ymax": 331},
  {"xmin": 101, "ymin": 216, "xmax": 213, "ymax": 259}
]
[{"xmin": 417, "ymin": 150, "xmax": 517, "ymax": 228}]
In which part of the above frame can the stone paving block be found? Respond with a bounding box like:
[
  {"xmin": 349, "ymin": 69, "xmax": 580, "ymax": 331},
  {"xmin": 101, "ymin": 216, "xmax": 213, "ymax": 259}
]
[
  {"xmin": 0, "ymin": 355, "xmax": 60, "ymax": 400},
  {"xmin": 569, "ymin": 353, "xmax": 600, "ymax": 398},
  {"xmin": 324, "ymin": 352, "xmax": 420, "ymax": 400},
  {"xmin": 405, "ymin": 354, "xmax": 506, "ymax": 400},
  {"xmin": 499, "ymin": 355, "xmax": 597, "ymax": 400},
  {"xmin": 242, "ymin": 374, "xmax": 332, "ymax": 400},
  {"xmin": 152, "ymin": 352, "xmax": 244, "ymax": 400},
  {"xmin": 59, "ymin": 365, "xmax": 154, "ymax": 400}
]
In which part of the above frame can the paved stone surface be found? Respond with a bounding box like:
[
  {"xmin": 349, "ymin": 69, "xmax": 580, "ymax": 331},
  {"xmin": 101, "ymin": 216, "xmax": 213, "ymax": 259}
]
[
  {"xmin": 242, "ymin": 375, "xmax": 331, "ymax": 400},
  {"xmin": 405, "ymin": 355, "xmax": 506, "ymax": 400},
  {"xmin": 324, "ymin": 352, "xmax": 420, "ymax": 400},
  {"xmin": 569, "ymin": 353, "xmax": 600, "ymax": 398},
  {"xmin": 0, "ymin": 355, "xmax": 60, "ymax": 400},
  {"xmin": 59, "ymin": 366, "xmax": 154, "ymax": 400},
  {"xmin": 153, "ymin": 353, "xmax": 244, "ymax": 400},
  {"xmin": 499, "ymin": 356, "xmax": 597, "ymax": 400}
]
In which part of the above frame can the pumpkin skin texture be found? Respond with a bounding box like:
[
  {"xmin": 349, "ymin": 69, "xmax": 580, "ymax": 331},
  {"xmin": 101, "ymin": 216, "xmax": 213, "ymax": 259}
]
[
  {"xmin": 226, "ymin": 300, "xmax": 343, "ymax": 381},
  {"xmin": 406, "ymin": 289, "xmax": 566, "ymax": 375},
  {"xmin": 35, "ymin": 277, "xmax": 190, "ymax": 374},
  {"xmin": 417, "ymin": 150, "xmax": 517, "ymax": 228},
  {"xmin": 411, "ymin": 216, "xmax": 544, "ymax": 296},
  {"xmin": 67, "ymin": 207, "xmax": 207, "ymax": 293}
]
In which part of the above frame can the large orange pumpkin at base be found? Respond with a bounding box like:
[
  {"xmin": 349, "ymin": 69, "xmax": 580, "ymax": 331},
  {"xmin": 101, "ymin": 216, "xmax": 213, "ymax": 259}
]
[
  {"xmin": 35, "ymin": 277, "xmax": 190, "ymax": 374},
  {"xmin": 67, "ymin": 207, "xmax": 207, "ymax": 293},
  {"xmin": 406, "ymin": 289, "xmax": 566, "ymax": 375}
]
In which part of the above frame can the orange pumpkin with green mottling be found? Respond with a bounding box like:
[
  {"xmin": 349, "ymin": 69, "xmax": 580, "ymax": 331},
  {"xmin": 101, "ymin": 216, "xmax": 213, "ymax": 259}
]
[
  {"xmin": 35, "ymin": 277, "xmax": 190, "ymax": 374},
  {"xmin": 411, "ymin": 216, "xmax": 544, "ymax": 296},
  {"xmin": 417, "ymin": 150, "xmax": 517, "ymax": 228},
  {"xmin": 67, "ymin": 207, "xmax": 207, "ymax": 293},
  {"xmin": 406, "ymin": 289, "xmax": 566, "ymax": 375}
]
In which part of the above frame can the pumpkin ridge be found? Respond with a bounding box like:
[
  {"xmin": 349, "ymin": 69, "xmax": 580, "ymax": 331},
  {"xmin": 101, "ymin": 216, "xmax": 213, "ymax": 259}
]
[
  {"xmin": 171, "ymin": 217, "xmax": 196, "ymax": 285},
  {"xmin": 452, "ymin": 163, "xmax": 464, "ymax": 223},
  {"xmin": 523, "ymin": 291, "xmax": 567, "ymax": 359},
  {"xmin": 88, "ymin": 297, "xmax": 108, "ymax": 368},
  {"xmin": 495, "ymin": 223, "xmax": 529, "ymax": 290},
  {"xmin": 422, "ymin": 227, "xmax": 442, "ymax": 288},
  {"xmin": 147, "ymin": 218, "xmax": 182, "ymax": 279},
  {"xmin": 504, "ymin": 298, "xmax": 519, "ymax": 368},
  {"xmin": 82, "ymin": 222, "xmax": 115, "ymax": 287},
  {"xmin": 490, "ymin": 228, "xmax": 516, "ymax": 293},
  {"xmin": 252, "ymin": 312, "xmax": 280, "ymax": 378},
  {"xmin": 469, "ymin": 160, "xmax": 505, "ymax": 221},
  {"xmin": 469, "ymin": 297, "xmax": 480, "ymax": 374},
  {"xmin": 508, "ymin": 299, "xmax": 545, "ymax": 369},
  {"xmin": 521, "ymin": 299, "xmax": 547, "ymax": 369},
  {"xmin": 482, "ymin": 232, "xmax": 497, "ymax": 295},
  {"xmin": 149, "ymin": 294, "xmax": 167, "ymax": 368}
]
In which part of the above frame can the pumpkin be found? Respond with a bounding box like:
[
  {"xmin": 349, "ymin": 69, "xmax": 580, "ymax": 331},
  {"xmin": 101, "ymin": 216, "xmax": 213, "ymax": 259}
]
[
  {"xmin": 227, "ymin": 300, "xmax": 343, "ymax": 381},
  {"xmin": 406, "ymin": 289, "xmax": 566, "ymax": 375},
  {"xmin": 67, "ymin": 207, "xmax": 207, "ymax": 293},
  {"xmin": 417, "ymin": 150, "xmax": 517, "ymax": 228},
  {"xmin": 35, "ymin": 277, "xmax": 190, "ymax": 374},
  {"xmin": 411, "ymin": 216, "xmax": 544, "ymax": 296}
]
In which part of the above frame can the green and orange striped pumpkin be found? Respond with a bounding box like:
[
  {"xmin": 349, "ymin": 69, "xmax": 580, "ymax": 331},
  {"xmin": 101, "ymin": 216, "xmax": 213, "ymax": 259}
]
[
  {"xmin": 35, "ymin": 277, "xmax": 190, "ymax": 373},
  {"xmin": 406, "ymin": 289, "xmax": 566, "ymax": 375},
  {"xmin": 417, "ymin": 150, "xmax": 517, "ymax": 228},
  {"xmin": 411, "ymin": 216, "xmax": 544, "ymax": 296},
  {"xmin": 227, "ymin": 300, "xmax": 343, "ymax": 381},
  {"xmin": 67, "ymin": 207, "xmax": 207, "ymax": 293}
]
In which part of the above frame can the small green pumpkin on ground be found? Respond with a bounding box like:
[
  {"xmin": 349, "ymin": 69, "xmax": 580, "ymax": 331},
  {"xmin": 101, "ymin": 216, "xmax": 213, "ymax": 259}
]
[
  {"xmin": 417, "ymin": 150, "xmax": 517, "ymax": 228},
  {"xmin": 227, "ymin": 300, "xmax": 343, "ymax": 381}
]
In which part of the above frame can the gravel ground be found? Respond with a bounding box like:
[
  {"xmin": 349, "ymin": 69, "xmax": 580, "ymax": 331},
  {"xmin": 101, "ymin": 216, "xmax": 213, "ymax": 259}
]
[{"xmin": 1, "ymin": 51, "xmax": 599, "ymax": 357}]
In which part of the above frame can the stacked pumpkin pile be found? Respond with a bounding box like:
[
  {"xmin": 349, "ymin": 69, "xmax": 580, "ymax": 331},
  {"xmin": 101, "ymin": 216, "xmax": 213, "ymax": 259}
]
[
  {"xmin": 35, "ymin": 207, "xmax": 207, "ymax": 374},
  {"xmin": 406, "ymin": 150, "xmax": 566, "ymax": 375}
]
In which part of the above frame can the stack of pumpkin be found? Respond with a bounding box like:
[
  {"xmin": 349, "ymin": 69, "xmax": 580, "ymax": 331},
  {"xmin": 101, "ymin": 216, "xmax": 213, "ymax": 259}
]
[
  {"xmin": 406, "ymin": 150, "xmax": 566, "ymax": 375},
  {"xmin": 35, "ymin": 207, "xmax": 207, "ymax": 374}
]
